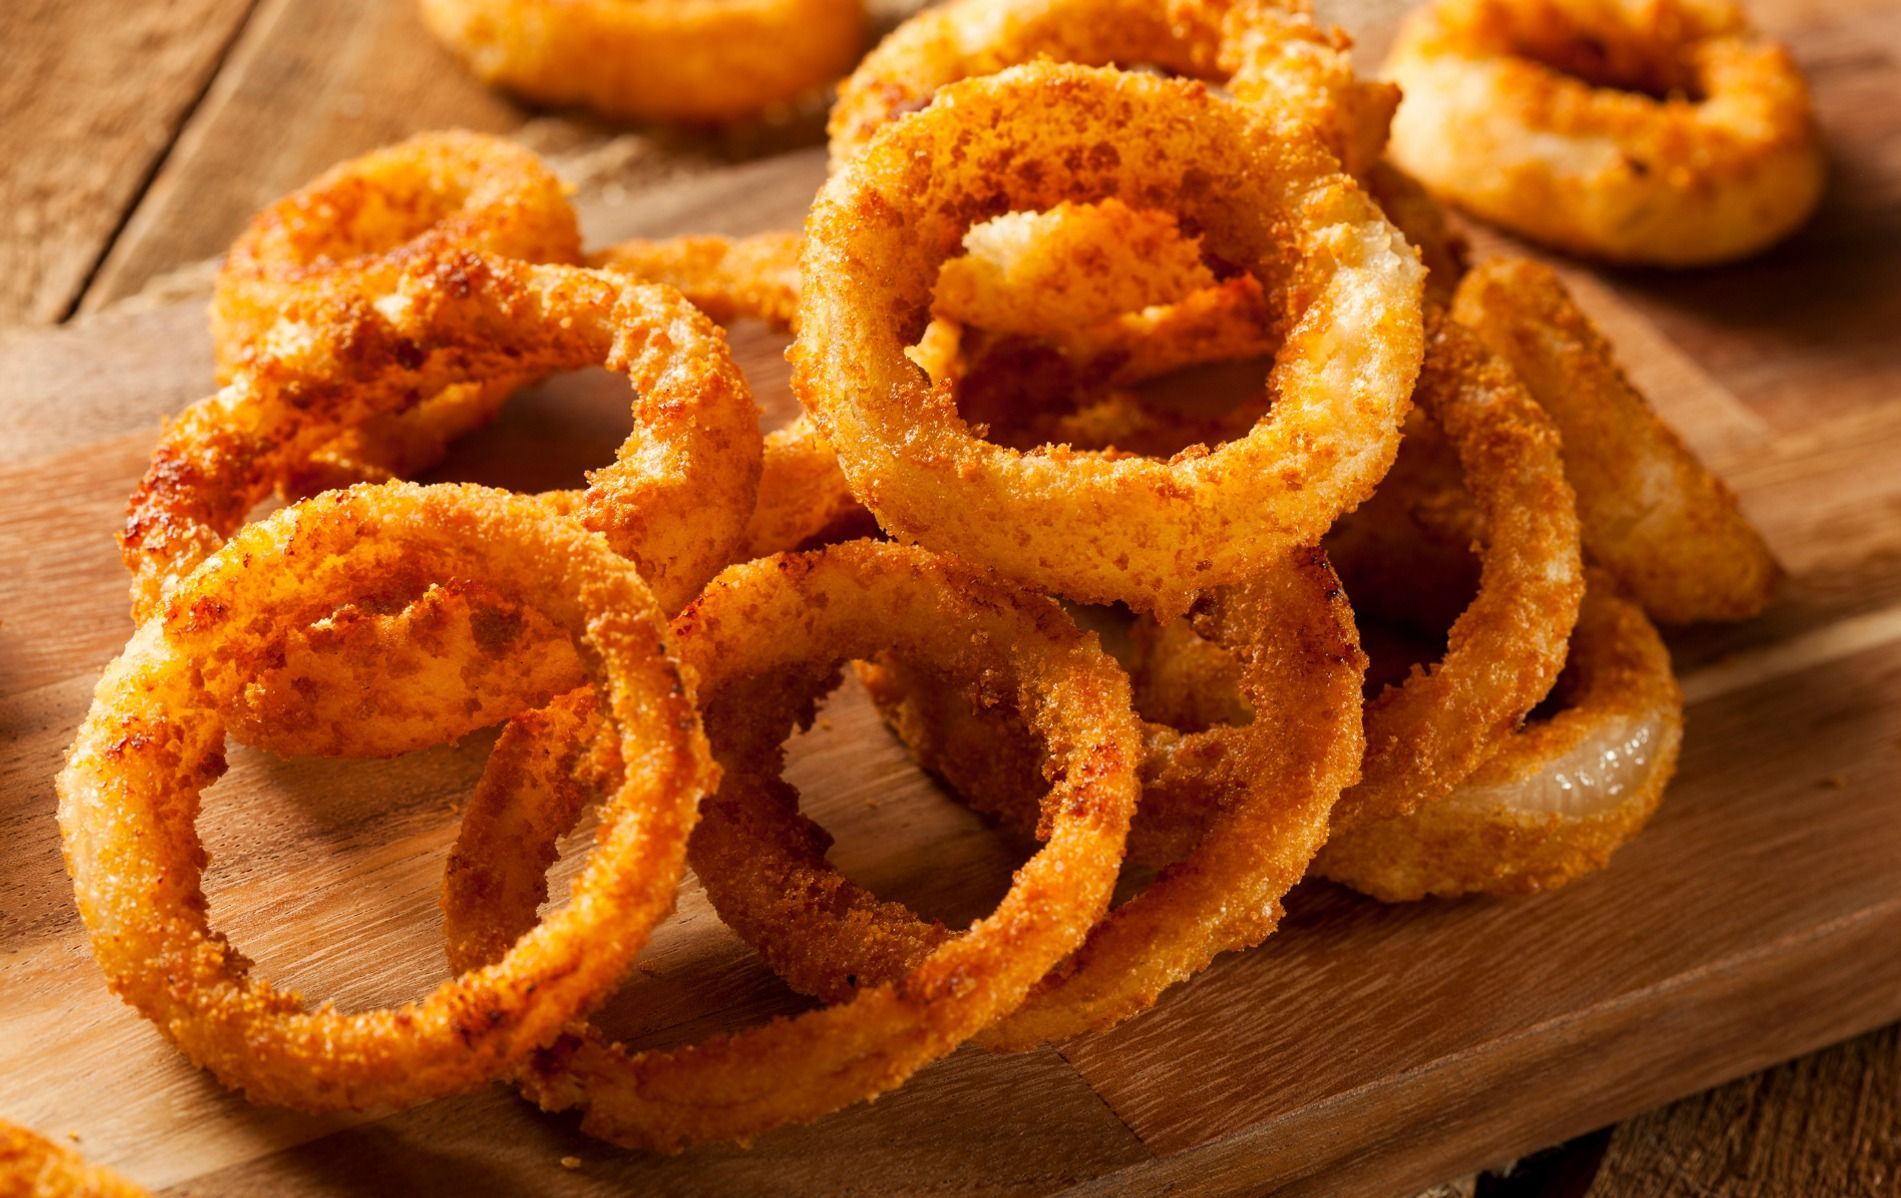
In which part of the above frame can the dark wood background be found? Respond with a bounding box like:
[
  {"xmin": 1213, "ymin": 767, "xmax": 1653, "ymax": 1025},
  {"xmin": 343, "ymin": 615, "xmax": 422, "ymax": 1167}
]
[{"xmin": 2, "ymin": 0, "xmax": 1897, "ymax": 1193}]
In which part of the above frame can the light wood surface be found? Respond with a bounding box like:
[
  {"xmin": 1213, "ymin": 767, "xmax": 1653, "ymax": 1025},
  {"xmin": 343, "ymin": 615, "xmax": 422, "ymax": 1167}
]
[
  {"xmin": 1, "ymin": 0, "xmax": 1897, "ymax": 1193},
  {"xmin": 0, "ymin": 0, "xmax": 254, "ymax": 324}
]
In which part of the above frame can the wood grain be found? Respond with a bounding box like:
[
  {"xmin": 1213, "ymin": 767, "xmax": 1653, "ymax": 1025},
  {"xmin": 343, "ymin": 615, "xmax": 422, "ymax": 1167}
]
[
  {"xmin": 72, "ymin": 0, "xmax": 528, "ymax": 315},
  {"xmin": 0, "ymin": 0, "xmax": 255, "ymax": 324},
  {"xmin": 1587, "ymin": 1024, "xmax": 1899, "ymax": 1196}
]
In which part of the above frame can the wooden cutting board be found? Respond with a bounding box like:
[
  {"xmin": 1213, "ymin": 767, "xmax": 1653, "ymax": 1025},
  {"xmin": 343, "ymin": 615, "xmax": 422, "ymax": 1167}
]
[{"xmin": 3, "ymin": 2, "xmax": 1898, "ymax": 1192}]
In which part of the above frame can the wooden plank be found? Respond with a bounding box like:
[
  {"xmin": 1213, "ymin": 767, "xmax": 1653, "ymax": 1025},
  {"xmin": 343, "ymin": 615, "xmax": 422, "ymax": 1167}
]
[
  {"xmin": 159, "ymin": 1048, "xmax": 1150, "ymax": 1197},
  {"xmin": 1586, "ymin": 1023, "xmax": 1899, "ymax": 1196},
  {"xmin": 0, "ymin": 0, "xmax": 255, "ymax": 324},
  {"xmin": 0, "ymin": 308, "xmax": 212, "ymax": 463},
  {"xmin": 1070, "ymin": 884, "xmax": 1901, "ymax": 1198}
]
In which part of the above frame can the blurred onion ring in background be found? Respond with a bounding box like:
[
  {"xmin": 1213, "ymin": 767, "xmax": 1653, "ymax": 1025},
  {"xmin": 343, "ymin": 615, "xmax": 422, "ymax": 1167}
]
[
  {"xmin": 420, "ymin": 0, "xmax": 865, "ymax": 124},
  {"xmin": 1385, "ymin": 0, "xmax": 1824, "ymax": 264}
]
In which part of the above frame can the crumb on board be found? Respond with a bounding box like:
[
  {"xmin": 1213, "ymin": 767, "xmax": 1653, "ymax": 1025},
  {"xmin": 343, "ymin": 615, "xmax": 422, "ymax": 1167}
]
[
  {"xmin": 559, "ymin": 1155, "xmax": 582, "ymax": 1170},
  {"xmin": 1822, "ymin": 773, "xmax": 1847, "ymax": 789}
]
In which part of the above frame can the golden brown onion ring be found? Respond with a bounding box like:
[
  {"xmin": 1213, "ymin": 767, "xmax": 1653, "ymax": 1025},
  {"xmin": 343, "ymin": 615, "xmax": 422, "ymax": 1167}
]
[
  {"xmin": 1317, "ymin": 579, "xmax": 1683, "ymax": 899},
  {"xmin": 125, "ymin": 251, "xmax": 760, "ymax": 622},
  {"xmin": 126, "ymin": 254, "xmax": 757, "ymax": 758},
  {"xmin": 441, "ymin": 540, "xmax": 1142, "ymax": 1149},
  {"xmin": 420, "ymin": 0, "xmax": 865, "ymax": 124},
  {"xmin": 213, "ymin": 131, "xmax": 582, "ymax": 494},
  {"xmin": 796, "ymin": 63, "xmax": 1425, "ymax": 619},
  {"xmin": 829, "ymin": 0, "xmax": 1396, "ymax": 174},
  {"xmin": 1330, "ymin": 316, "xmax": 1584, "ymax": 832},
  {"xmin": 0, "ymin": 1121, "xmax": 149, "ymax": 1198},
  {"xmin": 1385, "ymin": 0, "xmax": 1824, "ymax": 264},
  {"xmin": 61, "ymin": 482, "xmax": 714, "ymax": 1111},
  {"xmin": 1452, "ymin": 257, "xmax": 1779, "ymax": 622},
  {"xmin": 730, "ymin": 544, "xmax": 1365, "ymax": 1045},
  {"xmin": 599, "ymin": 171, "xmax": 1460, "ymax": 563}
]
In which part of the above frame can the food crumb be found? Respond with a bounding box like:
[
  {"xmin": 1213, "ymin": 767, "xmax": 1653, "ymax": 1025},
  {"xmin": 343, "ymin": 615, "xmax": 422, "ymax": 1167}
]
[
  {"xmin": 65, "ymin": 1130, "xmax": 80, "ymax": 1143},
  {"xmin": 1823, "ymin": 773, "xmax": 1846, "ymax": 789},
  {"xmin": 559, "ymin": 1155, "xmax": 582, "ymax": 1170}
]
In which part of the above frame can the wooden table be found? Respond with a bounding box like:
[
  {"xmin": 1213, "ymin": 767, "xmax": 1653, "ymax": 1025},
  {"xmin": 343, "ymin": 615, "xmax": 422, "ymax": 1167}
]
[{"xmin": 3, "ymin": 0, "xmax": 1897, "ymax": 1194}]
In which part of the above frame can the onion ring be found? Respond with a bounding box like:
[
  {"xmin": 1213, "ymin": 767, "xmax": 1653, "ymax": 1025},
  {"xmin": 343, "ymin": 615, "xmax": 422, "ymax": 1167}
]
[
  {"xmin": 1452, "ymin": 257, "xmax": 1779, "ymax": 622},
  {"xmin": 729, "ymin": 543, "xmax": 1365, "ymax": 1045},
  {"xmin": 1384, "ymin": 0, "xmax": 1824, "ymax": 265},
  {"xmin": 60, "ymin": 482, "xmax": 714, "ymax": 1111},
  {"xmin": 829, "ymin": 0, "xmax": 1396, "ymax": 174},
  {"xmin": 0, "ymin": 1121, "xmax": 149, "ymax": 1197},
  {"xmin": 796, "ymin": 63, "xmax": 1425, "ymax": 618},
  {"xmin": 1302, "ymin": 315, "xmax": 1586, "ymax": 832},
  {"xmin": 419, "ymin": 0, "xmax": 865, "ymax": 125},
  {"xmin": 212, "ymin": 131, "xmax": 582, "ymax": 495},
  {"xmin": 124, "ymin": 250, "xmax": 760, "ymax": 623},
  {"xmin": 594, "ymin": 174, "xmax": 1458, "ymax": 564},
  {"xmin": 441, "ymin": 540, "xmax": 1142, "ymax": 1149},
  {"xmin": 1316, "ymin": 578, "xmax": 1683, "ymax": 899}
]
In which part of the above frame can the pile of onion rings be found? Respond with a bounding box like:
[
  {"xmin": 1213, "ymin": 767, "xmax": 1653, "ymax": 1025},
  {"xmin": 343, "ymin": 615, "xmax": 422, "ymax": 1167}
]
[{"xmin": 54, "ymin": 0, "xmax": 1788, "ymax": 1166}]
